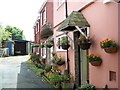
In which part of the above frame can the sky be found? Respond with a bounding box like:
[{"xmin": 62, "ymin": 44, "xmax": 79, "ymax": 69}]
[{"xmin": 0, "ymin": 0, "xmax": 45, "ymax": 41}]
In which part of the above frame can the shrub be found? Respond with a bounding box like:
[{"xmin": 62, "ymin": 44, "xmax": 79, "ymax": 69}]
[
  {"xmin": 48, "ymin": 73, "xmax": 63, "ymax": 85},
  {"xmin": 44, "ymin": 65, "xmax": 52, "ymax": 72},
  {"xmin": 30, "ymin": 53, "xmax": 40, "ymax": 63},
  {"xmin": 76, "ymin": 83, "xmax": 96, "ymax": 90}
]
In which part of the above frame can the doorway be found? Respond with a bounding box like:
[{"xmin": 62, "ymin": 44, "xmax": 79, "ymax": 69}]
[{"xmin": 74, "ymin": 28, "xmax": 89, "ymax": 87}]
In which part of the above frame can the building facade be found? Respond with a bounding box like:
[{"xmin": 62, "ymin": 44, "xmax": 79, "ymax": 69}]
[
  {"xmin": 53, "ymin": 0, "xmax": 120, "ymax": 89},
  {"xmin": 33, "ymin": 0, "xmax": 120, "ymax": 89},
  {"xmin": 34, "ymin": 0, "xmax": 54, "ymax": 63}
]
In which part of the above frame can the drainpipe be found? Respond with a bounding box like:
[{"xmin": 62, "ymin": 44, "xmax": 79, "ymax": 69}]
[{"xmin": 65, "ymin": 0, "xmax": 70, "ymax": 75}]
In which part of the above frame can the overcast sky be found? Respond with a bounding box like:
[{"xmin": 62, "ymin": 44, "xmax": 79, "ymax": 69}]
[{"xmin": 0, "ymin": 0, "xmax": 45, "ymax": 41}]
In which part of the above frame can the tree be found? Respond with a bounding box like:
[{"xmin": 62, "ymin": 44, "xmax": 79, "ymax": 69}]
[
  {"xmin": 0, "ymin": 25, "xmax": 11, "ymax": 47},
  {"xmin": 5, "ymin": 26, "xmax": 23, "ymax": 40}
]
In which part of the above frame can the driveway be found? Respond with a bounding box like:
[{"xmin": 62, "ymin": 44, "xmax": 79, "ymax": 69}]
[{"xmin": 0, "ymin": 55, "xmax": 52, "ymax": 89}]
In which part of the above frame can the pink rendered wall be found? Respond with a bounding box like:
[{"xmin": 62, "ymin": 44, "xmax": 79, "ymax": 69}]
[
  {"xmin": 82, "ymin": 2, "xmax": 118, "ymax": 88},
  {"xmin": 53, "ymin": 0, "xmax": 92, "ymax": 27},
  {"xmin": 53, "ymin": 0, "xmax": 93, "ymax": 81},
  {"xmin": 54, "ymin": 26, "xmax": 75, "ymax": 79},
  {"xmin": 53, "ymin": 0, "xmax": 119, "ymax": 88},
  {"xmin": 118, "ymin": 3, "xmax": 120, "ymax": 89}
]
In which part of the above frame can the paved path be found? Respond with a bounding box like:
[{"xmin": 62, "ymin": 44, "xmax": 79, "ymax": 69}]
[{"xmin": 0, "ymin": 55, "xmax": 52, "ymax": 89}]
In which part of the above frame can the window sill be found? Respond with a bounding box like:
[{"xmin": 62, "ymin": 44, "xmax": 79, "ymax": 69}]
[{"xmin": 56, "ymin": 49, "xmax": 67, "ymax": 52}]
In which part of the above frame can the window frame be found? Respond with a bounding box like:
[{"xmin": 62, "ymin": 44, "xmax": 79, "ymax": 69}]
[{"xmin": 56, "ymin": 34, "xmax": 68, "ymax": 51}]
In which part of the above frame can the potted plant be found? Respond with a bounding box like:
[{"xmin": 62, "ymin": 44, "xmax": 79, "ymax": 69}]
[
  {"xmin": 100, "ymin": 38, "xmax": 118, "ymax": 53},
  {"xmin": 39, "ymin": 43, "xmax": 44, "ymax": 48},
  {"xmin": 44, "ymin": 64, "xmax": 52, "ymax": 73},
  {"xmin": 76, "ymin": 83, "xmax": 96, "ymax": 90},
  {"xmin": 60, "ymin": 36, "xmax": 70, "ymax": 50},
  {"xmin": 32, "ymin": 44, "xmax": 39, "ymax": 47},
  {"xmin": 57, "ymin": 56, "xmax": 65, "ymax": 66},
  {"xmin": 45, "ymin": 40, "xmax": 54, "ymax": 48},
  {"xmin": 52, "ymin": 55, "xmax": 65, "ymax": 66},
  {"xmin": 87, "ymin": 54, "xmax": 102, "ymax": 66},
  {"xmin": 40, "ymin": 57, "xmax": 46, "ymax": 64},
  {"xmin": 52, "ymin": 52, "xmax": 56, "ymax": 57},
  {"xmin": 77, "ymin": 35, "xmax": 92, "ymax": 50}
]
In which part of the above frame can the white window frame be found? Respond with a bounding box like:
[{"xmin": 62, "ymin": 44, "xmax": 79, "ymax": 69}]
[
  {"xmin": 58, "ymin": 0, "xmax": 65, "ymax": 6},
  {"xmin": 42, "ymin": 42, "xmax": 46, "ymax": 58},
  {"xmin": 56, "ymin": 34, "xmax": 68, "ymax": 51},
  {"xmin": 40, "ymin": 13, "xmax": 42, "ymax": 25},
  {"xmin": 41, "ymin": 7, "xmax": 47, "ymax": 25}
]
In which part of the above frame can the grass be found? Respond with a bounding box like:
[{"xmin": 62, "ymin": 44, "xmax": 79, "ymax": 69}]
[
  {"xmin": 26, "ymin": 59, "xmax": 54, "ymax": 88},
  {"xmin": 26, "ymin": 59, "xmax": 72, "ymax": 89}
]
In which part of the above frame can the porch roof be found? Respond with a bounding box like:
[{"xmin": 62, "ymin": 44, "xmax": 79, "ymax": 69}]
[
  {"xmin": 57, "ymin": 11, "xmax": 90, "ymax": 32},
  {"xmin": 40, "ymin": 22, "xmax": 53, "ymax": 39}
]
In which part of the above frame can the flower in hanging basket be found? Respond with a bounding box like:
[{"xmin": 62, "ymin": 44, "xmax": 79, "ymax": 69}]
[
  {"xmin": 87, "ymin": 54, "xmax": 102, "ymax": 66},
  {"xmin": 39, "ymin": 43, "xmax": 44, "ymax": 48},
  {"xmin": 100, "ymin": 38, "xmax": 118, "ymax": 53},
  {"xmin": 77, "ymin": 35, "xmax": 92, "ymax": 50},
  {"xmin": 60, "ymin": 36, "xmax": 70, "ymax": 50},
  {"xmin": 32, "ymin": 44, "xmax": 39, "ymax": 47},
  {"xmin": 52, "ymin": 55, "xmax": 65, "ymax": 66},
  {"xmin": 51, "ymin": 52, "xmax": 56, "ymax": 57},
  {"xmin": 45, "ymin": 40, "xmax": 54, "ymax": 48}
]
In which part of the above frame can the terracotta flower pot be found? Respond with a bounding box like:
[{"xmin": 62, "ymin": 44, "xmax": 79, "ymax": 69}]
[
  {"xmin": 90, "ymin": 61, "xmax": 102, "ymax": 66},
  {"xmin": 61, "ymin": 45, "xmax": 70, "ymax": 50},
  {"xmin": 104, "ymin": 47, "xmax": 117, "ymax": 53},
  {"xmin": 79, "ymin": 43, "xmax": 91, "ymax": 50}
]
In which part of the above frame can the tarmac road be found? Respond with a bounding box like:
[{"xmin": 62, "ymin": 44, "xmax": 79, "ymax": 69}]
[{"xmin": 0, "ymin": 55, "xmax": 52, "ymax": 89}]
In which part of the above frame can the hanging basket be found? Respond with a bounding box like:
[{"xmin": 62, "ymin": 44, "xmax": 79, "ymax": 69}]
[
  {"xmin": 57, "ymin": 60, "xmax": 65, "ymax": 66},
  {"xmin": 104, "ymin": 47, "xmax": 117, "ymax": 53},
  {"xmin": 90, "ymin": 61, "xmax": 102, "ymax": 66},
  {"xmin": 46, "ymin": 45, "xmax": 53, "ymax": 48},
  {"xmin": 61, "ymin": 45, "xmax": 70, "ymax": 50},
  {"xmin": 79, "ymin": 43, "xmax": 91, "ymax": 50}
]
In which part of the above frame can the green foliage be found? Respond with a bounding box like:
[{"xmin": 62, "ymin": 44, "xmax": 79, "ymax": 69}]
[
  {"xmin": 44, "ymin": 64, "xmax": 52, "ymax": 72},
  {"xmin": 30, "ymin": 53, "xmax": 40, "ymax": 63},
  {"xmin": 32, "ymin": 44, "xmax": 39, "ymax": 47},
  {"xmin": 87, "ymin": 54, "xmax": 102, "ymax": 62},
  {"xmin": 100, "ymin": 38, "xmax": 118, "ymax": 48},
  {"xmin": 39, "ymin": 43, "xmax": 44, "ymax": 48},
  {"xmin": 0, "ymin": 25, "xmax": 11, "ymax": 43},
  {"xmin": 51, "ymin": 66, "xmax": 61, "ymax": 74},
  {"xmin": 45, "ymin": 40, "xmax": 54, "ymax": 48},
  {"xmin": 5, "ymin": 25, "xmax": 23, "ymax": 40},
  {"xmin": 48, "ymin": 73, "xmax": 63, "ymax": 85},
  {"xmin": 77, "ymin": 35, "xmax": 91, "ymax": 44},
  {"xmin": 63, "ymin": 69, "xmax": 70, "ymax": 81},
  {"xmin": 60, "ymin": 36, "xmax": 70, "ymax": 45},
  {"xmin": 26, "ymin": 60, "xmax": 45, "ymax": 77},
  {"xmin": 76, "ymin": 83, "xmax": 96, "ymax": 90}
]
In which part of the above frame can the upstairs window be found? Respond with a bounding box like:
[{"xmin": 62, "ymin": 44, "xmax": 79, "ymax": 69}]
[{"xmin": 41, "ymin": 7, "xmax": 47, "ymax": 25}]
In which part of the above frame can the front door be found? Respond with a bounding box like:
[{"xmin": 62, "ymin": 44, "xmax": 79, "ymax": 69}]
[
  {"xmin": 80, "ymin": 49, "xmax": 88, "ymax": 84},
  {"xmin": 74, "ymin": 28, "xmax": 88, "ymax": 87}
]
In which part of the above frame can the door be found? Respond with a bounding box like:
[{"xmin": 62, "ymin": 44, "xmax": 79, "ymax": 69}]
[
  {"xmin": 7, "ymin": 42, "xmax": 12, "ymax": 56},
  {"xmin": 80, "ymin": 28, "xmax": 88, "ymax": 84},
  {"xmin": 74, "ymin": 28, "xmax": 89, "ymax": 87},
  {"xmin": 80, "ymin": 49, "xmax": 88, "ymax": 84}
]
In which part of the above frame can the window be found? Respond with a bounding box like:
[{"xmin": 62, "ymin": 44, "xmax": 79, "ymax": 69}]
[
  {"xmin": 41, "ymin": 7, "xmax": 47, "ymax": 25},
  {"xmin": 56, "ymin": 35, "xmax": 67, "ymax": 51},
  {"xmin": 40, "ymin": 13, "xmax": 42, "ymax": 25}
]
